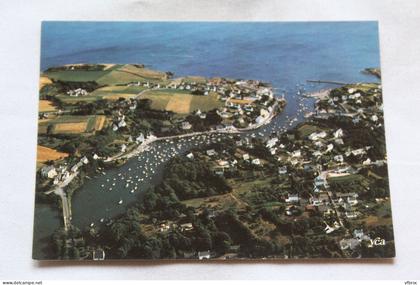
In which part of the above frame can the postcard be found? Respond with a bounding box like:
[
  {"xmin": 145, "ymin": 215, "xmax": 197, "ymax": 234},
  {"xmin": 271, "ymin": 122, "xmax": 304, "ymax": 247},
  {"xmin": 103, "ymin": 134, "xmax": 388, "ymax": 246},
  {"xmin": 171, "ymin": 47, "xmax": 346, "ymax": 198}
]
[{"xmin": 33, "ymin": 21, "xmax": 394, "ymax": 260}]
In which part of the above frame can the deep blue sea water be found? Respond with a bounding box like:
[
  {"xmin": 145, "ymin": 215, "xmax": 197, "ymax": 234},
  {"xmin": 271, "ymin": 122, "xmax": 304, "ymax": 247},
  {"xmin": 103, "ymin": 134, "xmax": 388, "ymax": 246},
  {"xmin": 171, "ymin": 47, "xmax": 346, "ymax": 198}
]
[
  {"xmin": 34, "ymin": 22, "xmax": 381, "ymax": 259},
  {"xmin": 41, "ymin": 22, "xmax": 380, "ymax": 89}
]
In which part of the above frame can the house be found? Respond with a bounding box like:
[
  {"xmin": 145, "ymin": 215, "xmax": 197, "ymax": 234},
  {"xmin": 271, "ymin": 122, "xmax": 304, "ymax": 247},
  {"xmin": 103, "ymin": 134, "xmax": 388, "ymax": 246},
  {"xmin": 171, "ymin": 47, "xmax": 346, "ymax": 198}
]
[
  {"xmin": 255, "ymin": 116, "xmax": 264, "ymax": 124},
  {"xmin": 334, "ymin": 128, "xmax": 343, "ymax": 138},
  {"xmin": 310, "ymin": 197, "xmax": 323, "ymax": 206},
  {"xmin": 251, "ymin": 158, "xmax": 261, "ymax": 165},
  {"xmin": 159, "ymin": 223, "xmax": 170, "ymax": 232},
  {"xmin": 266, "ymin": 137, "xmax": 278, "ymax": 149},
  {"xmin": 180, "ymin": 223, "xmax": 193, "ymax": 232},
  {"xmin": 41, "ymin": 165, "xmax": 57, "ymax": 179},
  {"xmin": 70, "ymin": 164, "xmax": 80, "ymax": 173},
  {"xmin": 278, "ymin": 166, "xmax": 287, "ymax": 175},
  {"xmin": 242, "ymin": 153, "xmax": 250, "ymax": 160},
  {"xmin": 308, "ymin": 131, "xmax": 327, "ymax": 141},
  {"xmin": 325, "ymin": 144, "xmax": 334, "ymax": 153},
  {"xmin": 334, "ymin": 155, "xmax": 344, "ymax": 163},
  {"xmin": 347, "ymin": 195, "xmax": 358, "ymax": 206},
  {"xmin": 121, "ymin": 144, "xmax": 127, "ymax": 153},
  {"xmin": 345, "ymin": 211, "xmax": 358, "ymax": 219},
  {"xmin": 81, "ymin": 156, "xmax": 89, "ymax": 164},
  {"xmin": 340, "ymin": 238, "xmax": 360, "ymax": 250},
  {"xmin": 117, "ymin": 119, "xmax": 127, "ymax": 128},
  {"xmin": 362, "ymin": 158, "xmax": 371, "ymax": 165},
  {"xmin": 92, "ymin": 249, "xmax": 106, "ymax": 261},
  {"xmin": 292, "ymin": 150, "xmax": 301, "ymax": 157},
  {"xmin": 324, "ymin": 221, "xmax": 340, "ymax": 234},
  {"xmin": 206, "ymin": 149, "xmax": 217, "ymax": 156},
  {"xmin": 285, "ymin": 193, "xmax": 299, "ymax": 203},
  {"xmin": 136, "ymin": 133, "xmax": 145, "ymax": 144},
  {"xmin": 214, "ymin": 168, "xmax": 225, "ymax": 176},
  {"xmin": 198, "ymin": 250, "xmax": 211, "ymax": 260},
  {"xmin": 186, "ymin": 152, "xmax": 194, "ymax": 159},
  {"xmin": 334, "ymin": 138, "xmax": 344, "ymax": 145},
  {"xmin": 285, "ymin": 205, "xmax": 301, "ymax": 216},
  {"xmin": 181, "ymin": 121, "xmax": 192, "ymax": 130},
  {"xmin": 314, "ymin": 175, "xmax": 328, "ymax": 188},
  {"xmin": 352, "ymin": 148, "xmax": 366, "ymax": 156},
  {"xmin": 353, "ymin": 229, "xmax": 371, "ymax": 242},
  {"xmin": 217, "ymin": 160, "xmax": 229, "ymax": 167}
]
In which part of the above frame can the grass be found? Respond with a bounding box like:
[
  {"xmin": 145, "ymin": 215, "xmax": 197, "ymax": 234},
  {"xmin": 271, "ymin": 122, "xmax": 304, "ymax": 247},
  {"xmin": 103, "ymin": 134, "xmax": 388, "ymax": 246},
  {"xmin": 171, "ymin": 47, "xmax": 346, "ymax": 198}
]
[
  {"xmin": 346, "ymin": 83, "xmax": 380, "ymax": 92},
  {"xmin": 96, "ymin": 64, "xmax": 168, "ymax": 85},
  {"xmin": 327, "ymin": 174, "xmax": 364, "ymax": 184},
  {"xmin": 43, "ymin": 70, "xmax": 112, "ymax": 82}
]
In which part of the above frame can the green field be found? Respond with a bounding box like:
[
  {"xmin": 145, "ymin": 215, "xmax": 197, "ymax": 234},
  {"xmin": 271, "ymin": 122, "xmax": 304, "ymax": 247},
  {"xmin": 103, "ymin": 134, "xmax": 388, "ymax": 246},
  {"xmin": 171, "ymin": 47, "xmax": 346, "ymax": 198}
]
[
  {"xmin": 43, "ymin": 64, "xmax": 168, "ymax": 85},
  {"xmin": 96, "ymin": 64, "xmax": 168, "ymax": 85},
  {"xmin": 43, "ymin": 69, "xmax": 114, "ymax": 82}
]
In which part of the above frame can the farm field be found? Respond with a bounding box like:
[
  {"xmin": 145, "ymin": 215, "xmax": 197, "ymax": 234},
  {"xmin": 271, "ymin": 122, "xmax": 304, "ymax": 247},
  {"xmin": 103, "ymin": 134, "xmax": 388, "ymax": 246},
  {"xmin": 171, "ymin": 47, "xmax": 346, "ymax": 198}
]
[
  {"xmin": 36, "ymin": 145, "xmax": 69, "ymax": 163},
  {"xmin": 38, "ymin": 115, "xmax": 107, "ymax": 135},
  {"xmin": 39, "ymin": 76, "xmax": 53, "ymax": 90},
  {"xmin": 43, "ymin": 69, "xmax": 113, "ymax": 82},
  {"xmin": 55, "ymin": 85, "xmax": 147, "ymax": 104},
  {"xmin": 39, "ymin": 100, "xmax": 57, "ymax": 112},
  {"xmin": 96, "ymin": 64, "xmax": 168, "ymax": 85},
  {"xmin": 139, "ymin": 89, "xmax": 223, "ymax": 114}
]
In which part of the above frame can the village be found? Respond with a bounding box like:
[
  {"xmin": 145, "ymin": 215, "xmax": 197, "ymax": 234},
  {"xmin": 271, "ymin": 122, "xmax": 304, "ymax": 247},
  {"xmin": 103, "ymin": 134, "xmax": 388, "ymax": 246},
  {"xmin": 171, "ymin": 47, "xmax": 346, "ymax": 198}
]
[{"xmin": 127, "ymin": 81, "xmax": 393, "ymax": 259}]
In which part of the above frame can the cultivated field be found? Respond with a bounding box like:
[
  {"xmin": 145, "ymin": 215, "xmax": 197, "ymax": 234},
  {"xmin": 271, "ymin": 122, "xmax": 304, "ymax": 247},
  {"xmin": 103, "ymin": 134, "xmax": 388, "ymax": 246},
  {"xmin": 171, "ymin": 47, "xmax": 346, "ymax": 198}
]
[
  {"xmin": 139, "ymin": 89, "xmax": 223, "ymax": 114},
  {"xmin": 39, "ymin": 76, "xmax": 53, "ymax": 90},
  {"xmin": 228, "ymin": 98, "xmax": 254, "ymax": 105},
  {"xmin": 39, "ymin": 100, "xmax": 57, "ymax": 112},
  {"xmin": 37, "ymin": 145, "xmax": 69, "ymax": 163},
  {"xmin": 38, "ymin": 115, "xmax": 107, "ymax": 135}
]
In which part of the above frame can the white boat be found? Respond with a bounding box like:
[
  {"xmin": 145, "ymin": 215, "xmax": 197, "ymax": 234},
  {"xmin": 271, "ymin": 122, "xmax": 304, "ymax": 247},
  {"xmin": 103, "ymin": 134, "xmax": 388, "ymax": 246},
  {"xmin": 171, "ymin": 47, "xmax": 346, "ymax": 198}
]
[{"xmin": 118, "ymin": 200, "xmax": 123, "ymax": 205}]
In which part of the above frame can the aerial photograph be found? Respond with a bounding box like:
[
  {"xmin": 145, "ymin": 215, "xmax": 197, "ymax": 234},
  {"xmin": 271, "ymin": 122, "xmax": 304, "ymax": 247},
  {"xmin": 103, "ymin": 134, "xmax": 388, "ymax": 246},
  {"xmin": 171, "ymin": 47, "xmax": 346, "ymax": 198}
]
[{"xmin": 33, "ymin": 21, "xmax": 395, "ymax": 260}]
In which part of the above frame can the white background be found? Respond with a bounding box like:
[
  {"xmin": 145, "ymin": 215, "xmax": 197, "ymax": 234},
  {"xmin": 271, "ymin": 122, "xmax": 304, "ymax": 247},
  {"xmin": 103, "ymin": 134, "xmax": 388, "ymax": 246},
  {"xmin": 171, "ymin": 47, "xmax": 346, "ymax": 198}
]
[{"xmin": 0, "ymin": 0, "xmax": 419, "ymax": 280}]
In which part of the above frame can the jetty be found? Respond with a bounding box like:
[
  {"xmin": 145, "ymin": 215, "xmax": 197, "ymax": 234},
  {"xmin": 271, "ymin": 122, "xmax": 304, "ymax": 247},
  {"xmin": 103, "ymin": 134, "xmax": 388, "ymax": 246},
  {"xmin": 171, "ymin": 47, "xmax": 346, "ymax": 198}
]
[{"xmin": 307, "ymin": 80, "xmax": 348, "ymax": 86}]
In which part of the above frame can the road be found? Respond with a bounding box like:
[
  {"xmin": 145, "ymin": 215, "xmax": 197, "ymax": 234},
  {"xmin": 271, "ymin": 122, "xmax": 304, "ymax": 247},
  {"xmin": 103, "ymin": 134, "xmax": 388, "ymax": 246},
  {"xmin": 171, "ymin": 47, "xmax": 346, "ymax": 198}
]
[{"xmin": 45, "ymin": 171, "xmax": 78, "ymax": 231}]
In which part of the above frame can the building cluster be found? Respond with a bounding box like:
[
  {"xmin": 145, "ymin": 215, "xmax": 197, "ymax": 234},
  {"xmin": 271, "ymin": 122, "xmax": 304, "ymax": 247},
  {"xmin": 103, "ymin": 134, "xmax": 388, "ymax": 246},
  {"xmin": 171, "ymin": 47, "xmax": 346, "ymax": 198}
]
[
  {"xmin": 66, "ymin": 88, "xmax": 89, "ymax": 97},
  {"xmin": 40, "ymin": 156, "xmax": 89, "ymax": 185}
]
